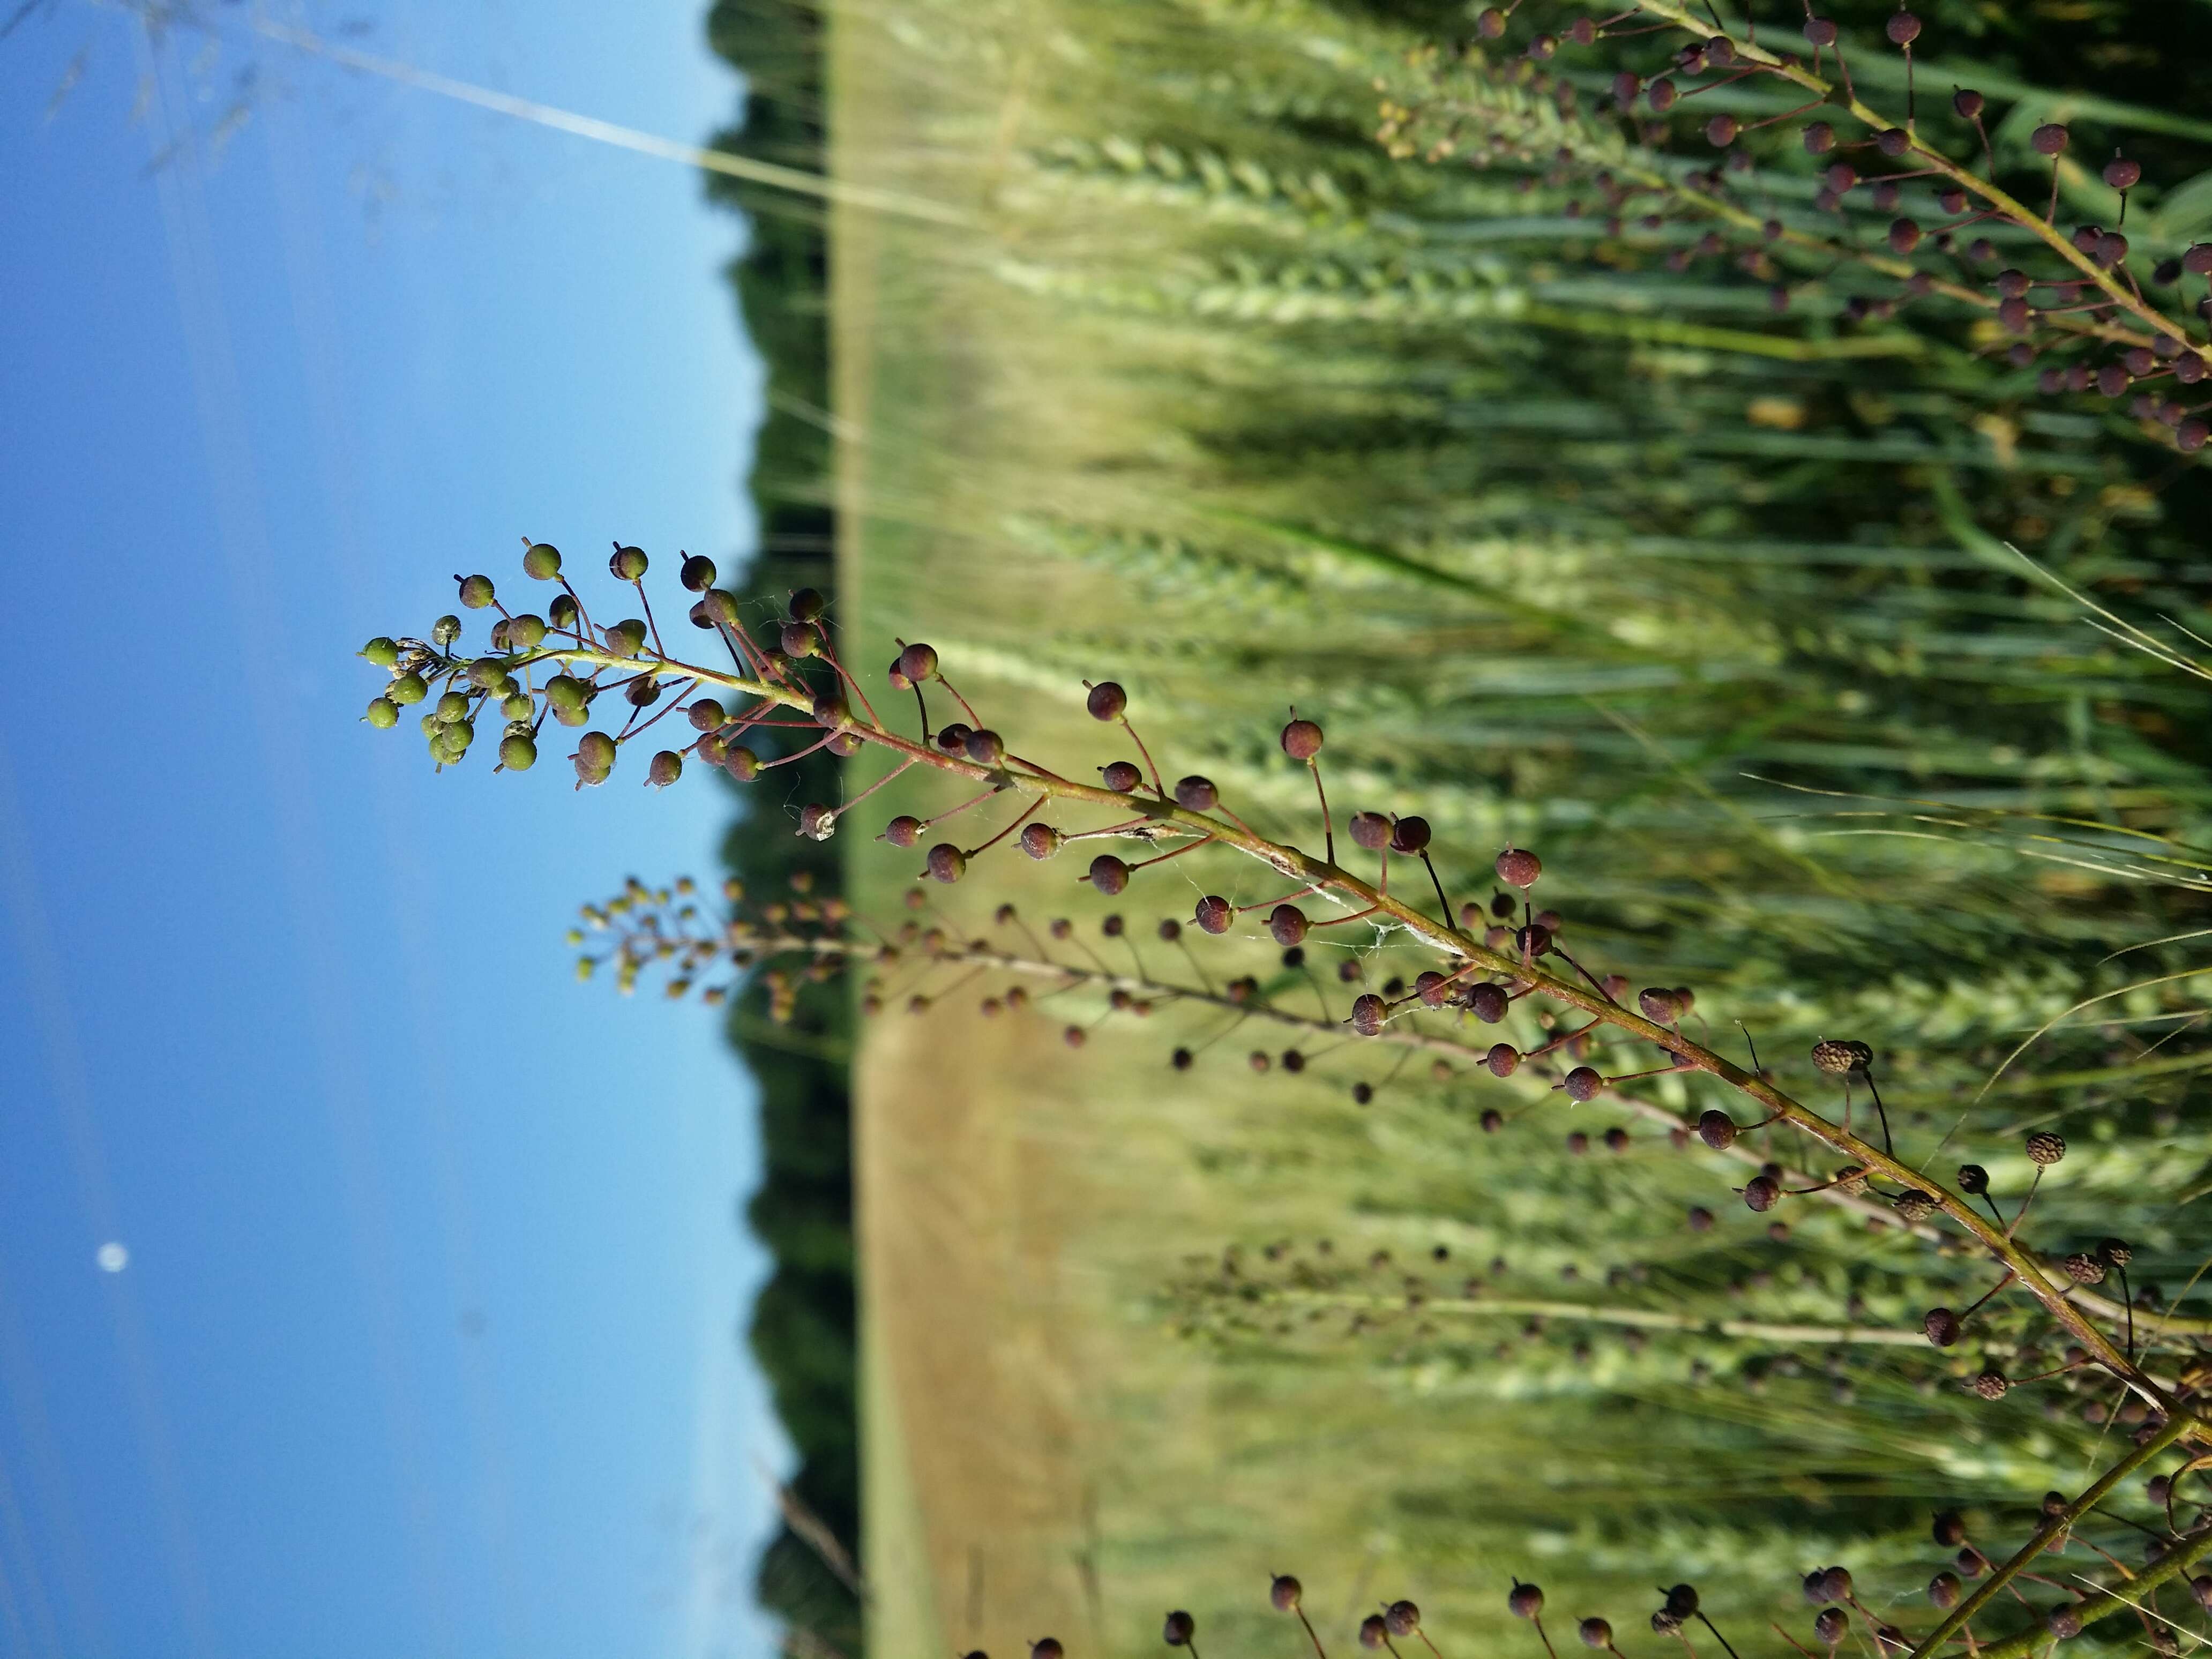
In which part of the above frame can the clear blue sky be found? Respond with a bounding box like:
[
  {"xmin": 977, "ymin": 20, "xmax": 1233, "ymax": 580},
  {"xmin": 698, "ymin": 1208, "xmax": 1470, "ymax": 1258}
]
[{"xmin": 0, "ymin": 3, "xmax": 787, "ymax": 1656}]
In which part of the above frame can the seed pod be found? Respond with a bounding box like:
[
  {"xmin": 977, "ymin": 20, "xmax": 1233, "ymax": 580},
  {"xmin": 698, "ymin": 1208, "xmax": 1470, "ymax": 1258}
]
[
  {"xmin": 1813, "ymin": 1608, "xmax": 1847, "ymax": 1646},
  {"xmin": 2099, "ymin": 1237, "xmax": 2133, "ymax": 1268},
  {"xmin": 1821, "ymin": 1568, "xmax": 1853, "ymax": 1603},
  {"xmin": 604, "ymin": 618, "xmax": 647, "ymax": 658},
  {"xmin": 1973, "ymin": 1366, "xmax": 2009, "ymax": 1400},
  {"xmin": 964, "ymin": 729, "xmax": 1005, "ymax": 766},
  {"xmin": 1933, "ymin": 1511, "xmax": 1965, "ymax": 1546},
  {"xmin": 1563, "ymin": 1066, "xmax": 1603, "ymax": 1103},
  {"xmin": 362, "ymin": 636, "xmax": 401, "ymax": 668},
  {"xmin": 494, "ymin": 729, "xmax": 537, "ymax": 771},
  {"xmin": 1389, "ymin": 816, "xmax": 1432, "ymax": 855},
  {"xmin": 365, "ymin": 696, "xmax": 400, "ymax": 729},
  {"xmin": 1579, "ymin": 1618, "xmax": 1612, "ymax": 1649},
  {"xmin": 573, "ymin": 730, "xmax": 616, "ymax": 786},
  {"xmin": 1697, "ymin": 1110, "xmax": 1737, "ymax": 1150},
  {"xmin": 780, "ymin": 621, "xmax": 819, "ymax": 659},
  {"xmin": 1175, "ymin": 775, "xmax": 1218, "ymax": 810},
  {"xmin": 2047, "ymin": 1605, "xmax": 2082, "ymax": 1640},
  {"xmin": 1386, "ymin": 1601, "xmax": 1419, "ymax": 1637},
  {"xmin": 1888, "ymin": 218, "xmax": 1922, "ymax": 254},
  {"xmin": 1033, "ymin": 1641, "xmax": 1065, "ymax": 1659},
  {"xmin": 1480, "ymin": 1107, "xmax": 1504, "ymax": 1132},
  {"xmin": 1515, "ymin": 924, "xmax": 1551, "ymax": 957},
  {"xmin": 1664, "ymin": 1586, "xmax": 1698, "ymax": 1619},
  {"xmin": 1165, "ymin": 1611, "xmax": 1196, "ymax": 1647},
  {"xmin": 1743, "ymin": 1174, "xmax": 1780, "ymax": 1212},
  {"xmin": 1280, "ymin": 718, "xmax": 1324, "ymax": 760},
  {"xmin": 935, "ymin": 723, "xmax": 972, "ymax": 754},
  {"xmin": 894, "ymin": 642, "xmax": 939, "ymax": 685},
  {"xmin": 1351, "ymin": 995, "xmax": 1386, "ymax": 1037},
  {"xmin": 1194, "ymin": 895, "xmax": 1231, "ymax": 933},
  {"xmin": 1956, "ymin": 1163, "xmax": 1989, "ymax": 1194},
  {"xmin": 508, "ymin": 613, "xmax": 547, "ymax": 649},
  {"xmin": 1359, "ymin": 1616, "xmax": 1387, "ymax": 1650},
  {"xmin": 1637, "ymin": 987, "xmax": 1682, "ymax": 1023},
  {"xmin": 2062, "ymin": 1252, "xmax": 2104, "ymax": 1284},
  {"xmin": 1687, "ymin": 1205, "xmax": 1714, "ymax": 1232},
  {"xmin": 1485, "ymin": 1043, "xmax": 1520, "ymax": 1078},
  {"xmin": 435, "ymin": 691, "xmax": 472, "ymax": 723},
  {"xmin": 1924, "ymin": 1306, "xmax": 1961, "ymax": 1347},
  {"xmin": 1705, "ymin": 114, "xmax": 1738, "ymax": 147},
  {"xmin": 2026, "ymin": 1131, "xmax": 2066, "ymax": 1166},
  {"xmin": 523, "ymin": 542, "xmax": 562, "ymax": 580},
  {"xmin": 2032, "ymin": 122, "xmax": 2070, "ymax": 156},
  {"xmin": 885, "ymin": 816, "xmax": 922, "ymax": 849},
  {"xmin": 1089, "ymin": 855, "xmax": 1131, "ymax": 895},
  {"xmin": 1803, "ymin": 120, "xmax": 1835, "ymax": 154},
  {"xmin": 1466, "ymin": 984, "xmax": 1508, "ymax": 1023},
  {"xmin": 1271, "ymin": 1576, "xmax": 1303, "ymax": 1612},
  {"xmin": 723, "ymin": 746, "xmax": 761, "ymax": 782},
  {"xmin": 458, "ymin": 573, "xmax": 496, "ymax": 609},
  {"xmin": 1414, "ymin": 972, "xmax": 1448, "ymax": 1008},
  {"xmin": 1086, "ymin": 681, "xmax": 1127, "ymax": 721},
  {"xmin": 679, "ymin": 554, "xmax": 717, "ymax": 592},
  {"xmin": 1101, "ymin": 760, "xmax": 1142, "ymax": 793},
  {"xmin": 609, "ymin": 544, "xmax": 648, "ymax": 581},
  {"xmin": 925, "ymin": 844, "xmax": 966, "ymax": 883},
  {"xmin": 1650, "ymin": 1612, "xmax": 1681, "ymax": 1638},
  {"xmin": 2104, "ymin": 155, "xmax": 2142, "ymax": 191},
  {"xmin": 1953, "ymin": 88, "xmax": 1984, "ymax": 118},
  {"xmin": 1893, "ymin": 1190, "xmax": 1937, "ymax": 1223},
  {"xmin": 1811, "ymin": 1038, "xmax": 1872, "ymax": 1073},
  {"xmin": 1269, "ymin": 906, "xmax": 1309, "ymax": 947},
  {"xmin": 1648, "ymin": 76, "xmax": 1676, "ymax": 111},
  {"xmin": 1509, "ymin": 1583, "xmax": 1544, "ymax": 1620},
  {"xmin": 1475, "ymin": 6, "xmax": 1504, "ymax": 37}
]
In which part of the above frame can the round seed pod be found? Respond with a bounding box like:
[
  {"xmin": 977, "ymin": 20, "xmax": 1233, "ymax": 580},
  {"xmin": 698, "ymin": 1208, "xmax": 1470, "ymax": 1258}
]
[
  {"xmin": 1804, "ymin": 121, "xmax": 1835, "ymax": 154},
  {"xmin": 1821, "ymin": 1568, "xmax": 1852, "ymax": 1603},
  {"xmin": 509, "ymin": 614, "xmax": 547, "ymax": 649},
  {"xmin": 2047, "ymin": 1605, "xmax": 2082, "ymax": 1640},
  {"xmin": 1466, "ymin": 984, "xmax": 1508, "ymax": 1023},
  {"xmin": 573, "ymin": 730, "xmax": 616, "ymax": 786},
  {"xmin": 2099, "ymin": 1237, "xmax": 2133, "ymax": 1268},
  {"xmin": 1089, "ymin": 855, "xmax": 1131, "ymax": 896},
  {"xmin": 362, "ymin": 636, "xmax": 401, "ymax": 668},
  {"xmin": 925, "ymin": 844, "xmax": 967, "ymax": 884},
  {"xmin": 1386, "ymin": 1602, "xmax": 1419, "ymax": 1638},
  {"xmin": 1086, "ymin": 682, "xmax": 1127, "ymax": 721},
  {"xmin": 1650, "ymin": 1612, "xmax": 1682, "ymax": 1638},
  {"xmin": 458, "ymin": 573, "xmax": 496, "ymax": 609},
  {"xmin": 1194, "ymin": 896, "xmax": 1231, "ymax": 934},
  {"xmin": 685, "ymin": 698, "xmax": 727, "ymax": 733},
  {"xmin": 1564, "ymin": 1066, "xmax": 1603, "ymax": 1102},
  {"xmin": 2032, "ymin": 123, "xmax": 2071, "ymax": 157},
  {"xmin": 1351, "ymin": 995, "xmax": 1386, "ymax": 1037},
  {"xmin": 1956, "ymin": 1163, "xmax": 1989, "ymax": 1194},
  {"xmin": 787, "ymin": 587, "xmax": 825, "ymax": 623},
  {"xmin": 896, "ymin": 643, "xmax": 939, "ymax": 685},
  {"xmin": 1664, "ymin": 1586, "xmax": 1698, "ymax": 1619},
  {"xmin": 1705, "ymin": 114, "xmax": 1738, "ymax": 147},
  {"xmin": 2063, "ymin": 1252, "xmax": 2105, "ymax": 1285},
  {"xmin": 1697, "ymin": 1110, "xmax": 1738, "ymax": 1150},
  {"xmin": 1008, "ymin": 824, "xmax": 1058, "ymax": 864},
  {"xmin": 499, "ymin": 733, "xmax": 537, "ymax": 771},
  {"xmin": 2181, "ymin": 418, "xmax": 2210, "ymax": 453},
  {"xmin": 1811, "ymin": 1038, "xmax": 1872, "ymax": 1074},
  {"xmin": 1495, "ymin": 847, "xmax": 1542, "ymax": 888},
  {"xmin": 780, "ymin": 621, "xmax": 818, "ymax": 659},
  {"xmin": 2191, "ymin": 1576, "xmax": 2212, "ymax": 1612},
  {"xmin": 1175, "ymin": 775, "xmax": 1217, "ymax": 811},
  {"xmin": 1973, "ymin": 1366, "xmax": 2009, "ymax": 1400},
  {"xmin": 1509, "ymin": 1583, "xmax": 1544, "ymax": 1620},
  {"xmin": 390, "ymin": 672, "xmax": 429, "ymax": 707},
  {"xmin": 1171, "ymin": 1048, "xmax": 1193, "ymax": 1072},
  {"xmin": 1924, "ymin": 1306, "xmax": 1961, "ymax": 1347},
  {"xmin": 1271, "ymin": 1576, "xmax": 1303, "ymax": 1612},
  {"xmin": 1486, "ymin": 1043, "xmax": 1520, "ymax": 1078},
  {"xmin": 1648, "ymin": 76, "xmax": 1676, "ymax": 111},
  {"xmin": 1475, "ymin": 6, "xmax": 1504, "ymax": 38},
  {"xmin": 1359, "ymin": 1616, "xmax": 1388, "ymax": 1650},
  {"xmin": 2027, "ymin": 1131, "xmax": 2066, "ymax": 1167},
  {"xmin": 2188, "ymin": 245, "xmax": 2212, "ymax": 277},
  {"xmin": 1743, "ymin": 1174, "xmax": 1780, "ymax": 1212},
  {"xmin": 435, "ymin": 691, "xmax": 472, "ymax": 724},
  {"xmin": 1953, "ymin": 88, "xmax": 1984, "ymax": 118},
  {"xmin": 1268, "ymin": 906, "xmax": 1309, "ymax": 947},
  {"xmin": 679, "ymin": 554, "xmax": 717, "ymax": 593},
  {"xmin": 1933, "ymin": 1511, "xmax": 1966, "ymax": 1546},
  {"xmin": 523, "ymin": 542, "xmax": 562, "ymax": 580},
  {"xmin": 1687, "ymin": 1205, "xmax": 1714, "ymax": 1233},
  {"xmin": 1414, "ymin": 972, "xmax": 1448, "ymax": 1008},
  {"xmin": 430, "ymin": 614, "xmax": 462, "ymax": 649},
  {"xmin": 1101, "ymin": 760, "xmax": 1142, "ymax": 793},
  {"xmin": 1813, "ymin": 1608, "xmax": 1848, "ymax": 1646},
  {"xmin": 604, "ymin": 618, "xmax": 648, "ymax": 658},
  {"xmin": 1349, "ymin": 811, "xmax": 1391, "ymax": 851},
  {"xmin": 365, "ymin": 697, "xmax": 400, "ymax": 729},
  {"xmin": 645, "ymin": 750, "xmax": 683, "ymax": 788},
  {"xmin": 885, "ymin": 816, "xmax": 922, "ymax": 849},
  {"xmin": 1885, "ymin": 9, "xmax": 1919, "ymax": 43},
  {"xmin": 1480, "ymin": 1108, "xmax": 1504, "ymax": 1132},
  {"xmin": 723, "ymin": 746, "xmax": 761, "ymax": 782},
  {"xmin": 1888, "ymin": 218, "xmax": 1922, "ymax": 254},
  {"xmin": 1165, "ymin": 1611, "xmax": 1196, "ymax": 1647},
  {"xmin": 1893, "ymin": 1190, "xmax": 1937, "ymax": 1223},
  {"xmin": 1033, "ymin": 1641, "xmax": 1065, "ymax": 1659},
  {"xmin": 1638, "ymin": 987, "xmax": 1682, "ymax": 1023},
  {"xmin": 1515, "ymin": 924, "xmax": 1551, "ymax": 958},
  {"xmin": 935, "ymin": 723, "xmax": 972, "ymax": 754},
  {"xmin": 2104, "ymin": 156, "xmax": 2142, "ymax": 191},
  {"xmin": 1280, "ymin": 718, "xmax": 1324, "ymax": 760},
  {"xmin": 965, "ymin": 729, "xmax": 1006, "ymax": 766},
  {"xmin": 1388, "ymin": 816, "xmax": 1431, "ymax": 855},
  {"xmin": 1578, "ymin": 1618, "xmax": 1612, "ymax": 1650},
  {"xmin": 608, "ymin": 544, "xmax": 648, "ymax": 581}
]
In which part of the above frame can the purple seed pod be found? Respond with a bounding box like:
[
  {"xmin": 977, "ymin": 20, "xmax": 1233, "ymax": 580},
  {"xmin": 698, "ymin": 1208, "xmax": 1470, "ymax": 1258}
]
[
  {"xmin": 1886, "ymin": 10, "xmax": 1920, "ymax": 44},
  {"xmin": 1268, "ymin": 905, "xmax": 1309, "ymax": 946},
  {"xmin": 1803, "ymin": 121, "xmax": 1835, "ymax": 154},
  {"xmin": 1089, "ymin": 855, "xmax": 1131, "ymax": 895},
  {"xmin": 1743, "ymin": 1174, "xmax": 1780, "ymax": 1211},
  {"xmin": 1698, "ymin": 1110, "xmax": 1738, "ymax": 1149},
  {"xmin": 1174, "ymin": 775, "xmax": 1218, "ymax": 810},
  {"xmin": 1020, "ymin": 823, "xmax": 1064, "ymax": 860},
  {"xmin": 1281, "ymin": 718, "xmax": 1324, "ymax": 760},
  {"xmin": 884, "ymin": 816, "xmax": 922, "ymax": 849},
  {"xmin": 2104, "ymin": 155, "xmax": 2142, "ymax": 190},
  {"xmin": 797, "ymin": 803, "xmax": 836, "ymax": 841},
  {"xmin": 898, "ymin": 641, "xmax": 939, "ymax": 682},
  {"xmin": 1102, "ymin": 760, "xmax": 1142, "ymax": 793},
  {"xmin": 1350, "ymin": 811, "xmax": 1391, "ymax": 850},
  {"xmin": 1496, "ymin": 847, "xmax": 1542, "ymax": 887},
  {"xmin": 1509, "ymin": 1583, "xmax": 1544, "ymax": 1620},
  {"xmin": 2032, "ymin": 123, "xmax": 2071, "ymax": 156},
  {"xmin": 1564, "ymin": 1066, "xmax": 1604, "ymax": 1102},
  {"xmin": 1924, "ymin": 1306, "xmax": 1962, "ymax": 1347},
  {"xmin": 925, "ymin": 843, "xmax": 967, "ymax": 883},
  {"xmin": 1086, "ymin": 681, "xmax": 1127, "ymax": 721},
  {"xmin": 1466, "ymin": 983, "xmax": 1509, "ymax": 1023},
  {"xmin": 1389, "ymin": 816, "xmax": 1432, "ymax": 855},
  {"xmin": 1804, "ymin": 16, "xmax": 1837, "ymax": 46},
  {"xmin": 1953, "ymin": 88, "xmax": 1984, "ymax": 118},
  {"xmin": 1194, "ymin": 895, "xmax": 1231, "ymax": 933},
  {"xmin": 1351, "ymin": 995, "xmax": 1386, "ymax": 1037},
  {"xmin": 1485, "ymin": 1043, "xmax": 1520, "ymax": 1078}
]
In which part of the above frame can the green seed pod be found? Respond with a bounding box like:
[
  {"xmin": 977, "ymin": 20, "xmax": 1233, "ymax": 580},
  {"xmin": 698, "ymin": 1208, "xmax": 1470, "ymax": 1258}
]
[
  {"xmin": 500, "ymin": 692, "xmax": 533, "ymax": 721},
  {"xmin": 549, "ymin": 593, "xmax": 580, "ymax": 630},
  {"xmin": 647, "ymin": 750, "xmax": 683, "ymax": 788},
  {"xmin": 499, "ymin": 733, "xmax": 538, "ymax": 771},
  {"xmin": 523, "ymin": 542, "xmax": 563, "ymax": 580},
  {"xmin": 390, "ymin": 671, "xmax": 428, "ymax": 706},
  {"xmin": 507, "ymin": 613, "xmax": 547, "ymax": 649},
  {"xmin": 546, "ymin": 674, "xmax": 589, "ymax": 711},
  {"xmin": 604, "ymin": 619, "xmax": 647, "ymax": 658},
  {"xmin": 609, "ymin": 544, "xmax": 648, "ymax": 581},
  {"xmin": 430, "ymin": 726, "xmax": 468, "ymax": 765},
  {"xmin": 680, "ymin": 553, "xmax": 717, "ymax": 592},
  {"xmin": 458, "ymin": 573, "xmax": 496, "ymax": 609},
  {"xmin": 431, "ymin": 614, "xmax": 463, "ymax": 648},
  {"xmin": 361, "ymin": 636, "xmax": 400, "ymax": 668},
  {"xmin": 364, "ymin": 697, "xmax": 400, "ymax": 729},
  {"xmin": 436, "ymin": 691, "xmax": 472, "ymax": 723},
  {"xmin": 468, "ymin": 657, "xmax": 506, "ymax": 689},
  {"xmin": 420, "ymin": 713, "xmax": 442, "ymax": 738},
  {"xmin": 573, "ymin": 730, "xmax": 616, "ymax": 785},
  {"xmin": 448, "ymin": 719, "xmax": 475, "ymax": 749}
]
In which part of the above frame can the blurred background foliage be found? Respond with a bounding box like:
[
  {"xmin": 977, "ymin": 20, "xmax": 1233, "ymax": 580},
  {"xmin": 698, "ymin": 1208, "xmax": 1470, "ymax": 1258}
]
[{"xmin": 699, "ymin": 0, "xmax": 2212, "ymax": 1653}]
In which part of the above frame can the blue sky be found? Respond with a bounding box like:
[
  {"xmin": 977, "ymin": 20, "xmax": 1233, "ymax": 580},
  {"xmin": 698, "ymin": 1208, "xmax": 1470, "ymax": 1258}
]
[{"xmin": 0, "ymin": 4, "xmax": 787, "ymax": 1655}]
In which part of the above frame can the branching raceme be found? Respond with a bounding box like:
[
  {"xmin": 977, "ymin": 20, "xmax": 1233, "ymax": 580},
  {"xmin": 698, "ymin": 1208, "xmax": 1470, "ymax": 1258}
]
[{"xmin": 364, "ymin": 541, "xmax": 2212, "ymax": 1656}]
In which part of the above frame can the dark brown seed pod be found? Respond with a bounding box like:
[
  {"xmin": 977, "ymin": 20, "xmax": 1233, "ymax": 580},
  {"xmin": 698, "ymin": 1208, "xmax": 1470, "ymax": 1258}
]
[
  {"xmin": 1033, "ymin": 1640, "xmax": 1065, "ymax": 1659},
  {"xmin": 1486, "ymin": 1043, "xmax": 1520, "ymax": 1078},
  {"xmin": 1924, "ymin": 1306, "xmax": 1961, "ymax": 1347},
  {"xmin": 1957, "ymin": 1163, "xmax": 1989, "ymax": 1194},
  {"xmin": 2104, "ymin": 155, "xmax": 2142, "ymax": 191},
  {"xmin": 2027, "ymin": 1131, "xmax": 2066, "ymax": 1167},
  {"xmin": 1479, "ymin": 1107, "xmax": 1504, "ymax": 1133},
  {"xmin": 1359, "ymin": 1616, "xmax": 1388, "ymax": 1650},
  {"xmin": 1388, "ymin": 816, "xmax": 1431, "ymax": 855},
  {"xmin": 1102, "ymin": 760, "xmax": 1142, "ymax": 793},
  {"xmin": 1515, "ymin": 924, "xmax": 1552, "ymax": 958},
  {"xmin": 1743, "ymin": 1174, "xmax": 1780, "ymax": 1212},
  {"xmin": 1885, "ymin": 9, "xmax": 1920, "ymax": 43},
  {"xmin": 1466, "ymin": 983, "xmax": 1509, "ymax": 1023},
  {"xmin": 1705, "ymin": 114, "xmax": 1739, "ymax": 147},
  {"xmin": 1415, "ymin": 972, "xmax": 1449, "ymax": 1008},
  {"xmin": 2063, "ymin": 1253, "xmax": 2105, "ymax": 1284},
  {"xmin": 1973, "ymin": 1366, "xmax": 2009, "ymax": 1400},
  {"xmin": 679, "ymin": 553, "xmax": 717, "ymax": 592},
  {"xmin": 1496, "ymin": 847, "xmax": 1542, "ymax": 888},
  {"xmin": 1194, "ymin": 896, "xmax": 1231, "ymax": 934},
  {"xmin": 925, "ymin": 844, "xmax": 967, "ymax": 884},
  {"xmin": 885, "ymin": 816, "xmax": 922, "ymax": 849},
  {"xmin": 2047, "ymin": 1604, "xmax": 2082, "ymax": 1640},
  {"xmin": 1813, "ymin": 1608, "xmax": 1847, "ymax": 1646},
  {"xmin": 2099, "ymin": 1237, "xmax": 2133, "ymax": 1268},
  {"xmin": 787, "ymin": 587, "xmax": 825, "ymax": 622},
  {"xmin": 1953, "ymin": 88, "xmax": 1983, "ymax": 118},
  {"xmin": 1086, "ymin": 681, "xmax": 1127, "ymax": 721},
  {"xmin": 1804, "ymin": 120, "xmax": 1835, "ymax": 154},
  {"xmin": 1811, "ymin": 1038, "xmax": 1872, "ymax": 1074},
  {"xmin": 1175, "ymin": 776, "xmax": 1218, "ymax": 811},
  {"xmin": 1638, "ymin": 987, "xmax": 1683, "ymax": 1023},
  {"xmin": 1089, "ymin": 855, "xmax": 1131, "ymax": 896},
  {"xmin": 1509, "ymin": 1583, "xmax": 1544, "ymax": 1620},
  {"xmin": 1663, "ymin": 1586, "xmax": 1698, "ymax": 1619},
  {"xmin": 1164, "ymin": 1611, "xmax": 1196, "ymax": 1647},
  {"xmin": 1893, "ymin": 1190, "xmax": 1937, "ymax": 1223},
  {"xmin": 1021, "ymin": 823, "xmax": 1064, "ymax": 860},
  {"xmin": 1351, "ymin": 995, "xmax": 1386, "ymax": 1037},
  {"xmin": 1578, "ymin": 1618, "xmax": 1612, "ymax": 1650},
  {"xmin": 898, "ymin": 642, "xmax": 939, "ymax": 683},
  {"xmin": 1271, "ymin": 1576, "xmax": 1303, "ymax": 1612},
  {"xmin": 1933, "ymin": 1511, "xmax": 1966, "ymax": 1546},
  {"xmin": 1349, "ymin": 811, "xmax": 1390, "ymax": 850},
  {"xmin": 1687, "ymin": 1205, "xmax": 1714, "ymax": 1232},
  {"xmin": 2032, "ymin": 122, "xmax": 2071, "ymax": 156},
  {"xmin": 965, "ymin": 729, "xmax": 1006, "ymax": 766},
  {"xmin": 1268, "ymin": 906, "xmax": 1309, "ymax": 947},
  {"xmin": 1697, "ymin": 1110, "xmax": 1738, "ymax": 1150},
  {"xmin": 797, "ymin": 803, "xmax": 836, "ymax": 841},
  {"xmin": 1281, "ymin": 718, "xmax": 1324, "ymax": 760},
  {"xmin": 1385, "ymin": 1602, "xmax": 1419, "ymax": 1638},
  {"xmin": 1564, "ymin": 1066, "xmax": 1603, "ymax": 1102}
]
